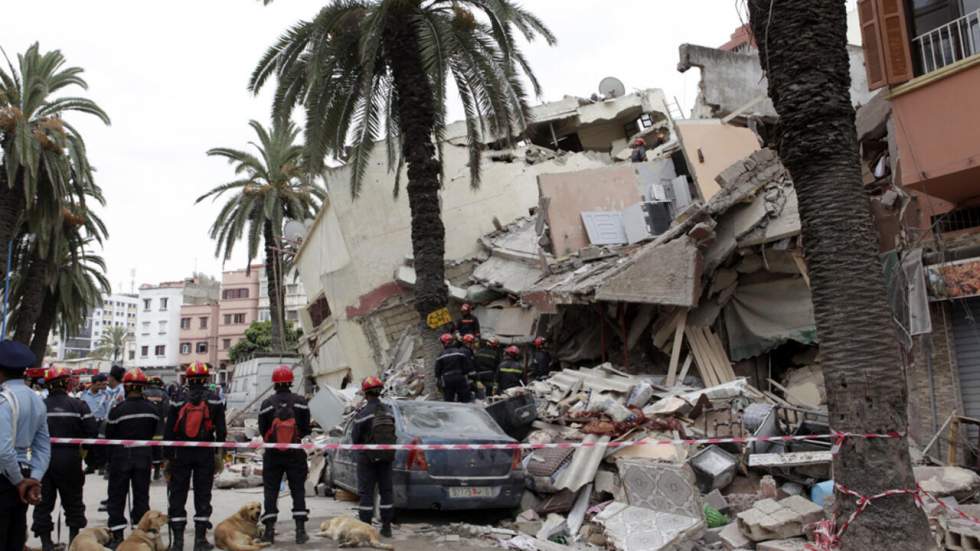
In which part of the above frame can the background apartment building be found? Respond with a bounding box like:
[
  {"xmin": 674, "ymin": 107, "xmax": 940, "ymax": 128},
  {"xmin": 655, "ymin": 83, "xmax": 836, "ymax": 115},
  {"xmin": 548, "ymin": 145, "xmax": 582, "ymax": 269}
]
[
  {"xmin": 49, "ymin": 293, "xmax": 139, "ymax": 362},
  {"xmin": 136, "ymin": 276, "xmax": 219, "ymax": 382},
  {"xmin": 216, "ymin": 267, "xmax": 261, "ymax": 378},
  {"xmin": 259, "ymin": 268, "xmax": 307, "ymax": 326}
]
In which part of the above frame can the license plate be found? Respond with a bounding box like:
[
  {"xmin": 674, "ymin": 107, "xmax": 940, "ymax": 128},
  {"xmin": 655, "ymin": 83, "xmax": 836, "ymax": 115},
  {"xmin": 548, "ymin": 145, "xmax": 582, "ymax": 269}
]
[{"xmin": 448, "ymin": 486, "xmax": 498, "ymax": 498}]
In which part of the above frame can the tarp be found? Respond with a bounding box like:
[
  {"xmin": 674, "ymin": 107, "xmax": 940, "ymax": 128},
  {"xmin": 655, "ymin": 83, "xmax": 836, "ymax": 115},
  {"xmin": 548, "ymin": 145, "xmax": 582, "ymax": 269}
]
[{"xmin": 723, "ymin": 277, "xmax": 817, "ymax": 361}]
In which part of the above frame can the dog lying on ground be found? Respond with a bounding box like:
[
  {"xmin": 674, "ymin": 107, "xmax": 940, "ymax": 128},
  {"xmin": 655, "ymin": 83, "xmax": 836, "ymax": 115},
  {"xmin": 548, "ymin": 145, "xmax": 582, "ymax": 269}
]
[
  {"xmin": 214, "ymin": 502, "xmax": 270, "ymax": 551},
  {"xmin": 317, "ymin": 517, "xmax": 394, "ymax": 550},
  {"xmin": 117, "ymin": 511, "xmax": 169, "ymax": 551},
  {"xmin": 68, "ymin": 527, "xmax": 113, "ymax": 551}
]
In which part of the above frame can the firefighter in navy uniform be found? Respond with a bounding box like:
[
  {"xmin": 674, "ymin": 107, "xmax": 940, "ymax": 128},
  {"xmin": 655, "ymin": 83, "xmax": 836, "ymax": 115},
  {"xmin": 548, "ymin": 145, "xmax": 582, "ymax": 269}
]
[
  {"xmin": 105, "ymin": 368, "xmax": 160, "ymax": 548},
  {"xmin": 351, "ymin": 377, "xmax": 395, "ymax": 538},
  {"xmin": 496, "ymin": 345, "xmax": 525, "ymax": 392},
  {"xmin": 453, "ymin": 303, "xmax": 481, "ymax": 338},
  {"xmin": 144, "ymin": 376, "xmax": 169, "ymax": 481},
  {"xmin": 434, "ymin": 333, "xmax": 473, "ymax": 403},
  {"xmin": 165, "ymin": 362, "xmax": 227, "ymax": 551},
  {"xmin": 530, "ymin": 337, "xmax": 554, "ymax": 380},
  {"xmin": 258, "ymin": 366, "xmax": 311, "ymax": 544},
  {"xmin": 472, "ymin": 337, "xmax": 502, "ymax": 397},
  {"xmin": 32, "ymin": 367, "xmax": 98, "ymax": 550}
]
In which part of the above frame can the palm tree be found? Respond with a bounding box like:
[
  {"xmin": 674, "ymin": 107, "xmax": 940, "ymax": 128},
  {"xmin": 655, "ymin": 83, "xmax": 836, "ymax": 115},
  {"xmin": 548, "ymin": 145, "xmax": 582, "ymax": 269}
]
[
  {"xmin": 93, "ymin": 325, "xmax": 131, "ymax": 364},
  {"xmin": 197, "ymin": 119, "xmax": 325, "ymax": 350},
  {"xmin": 0, "ymin": 43, "xmax": 110, "ymax": 275},
  {"xmin": 746, "ymin": 2, "xmax": 933, "ymax": 549},
  {"xmin": 252, "ymin": 0, "xmax": 555, "ymax": 382}
]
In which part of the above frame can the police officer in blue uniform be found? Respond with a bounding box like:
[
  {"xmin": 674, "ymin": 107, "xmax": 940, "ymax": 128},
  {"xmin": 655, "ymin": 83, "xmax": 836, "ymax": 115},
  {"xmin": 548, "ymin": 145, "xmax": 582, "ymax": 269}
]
[{"xmin": 0, "ymin": 340, "xmax": 51, "ymax": 551}]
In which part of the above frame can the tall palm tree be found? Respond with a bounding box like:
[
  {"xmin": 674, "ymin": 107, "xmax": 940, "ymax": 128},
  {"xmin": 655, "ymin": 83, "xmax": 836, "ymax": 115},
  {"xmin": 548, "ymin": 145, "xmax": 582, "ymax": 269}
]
[
  {"xmin": 197, "ymin": 119, "xmax": 325, "ymax": 350},
  {"xmin": 252, "ymin": 0, "xmax": 555, "ymax": 381},
  {"xmin": 0, "ymin": 43, "xmax": 110, "ymax": 273},
  {"xmin": 746, "ymin": 1, "xmax": 932, "ymax": 549},
  {"xmin": 93, "ymin": 325, "xmax": 131, "ymax": 364}
]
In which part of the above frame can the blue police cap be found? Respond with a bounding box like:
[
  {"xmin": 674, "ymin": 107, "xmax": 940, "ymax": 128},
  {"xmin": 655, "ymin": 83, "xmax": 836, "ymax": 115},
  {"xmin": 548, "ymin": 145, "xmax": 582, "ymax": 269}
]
[{"xmin": 0, "ymin": 340, "xmax": 37, "ymax": 371}]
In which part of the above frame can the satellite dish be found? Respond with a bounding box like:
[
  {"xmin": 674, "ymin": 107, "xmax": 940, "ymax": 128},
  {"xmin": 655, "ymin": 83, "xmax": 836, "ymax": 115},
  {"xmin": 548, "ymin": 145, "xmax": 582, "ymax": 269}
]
[
  {"xmin": 284, "ymin": 220, "xmax": 307, "ymax": 242},
  {"xmin": 598, "ymin": 77, "xmax": 626, "ymax": 99}
]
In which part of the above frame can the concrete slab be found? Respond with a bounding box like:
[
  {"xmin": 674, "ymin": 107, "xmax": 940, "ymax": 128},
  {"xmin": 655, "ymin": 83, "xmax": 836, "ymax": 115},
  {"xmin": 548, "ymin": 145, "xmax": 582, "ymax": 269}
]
[
  {"xmin": 595, "ymin": 235, "xmax": 703, "ymax": 307},
  {"xmin": 616, "ymin": 460, "xmax": 703, "ymax": 518},
  {"xmin": 595, "ymin": 502, "xmax": 704, "ymax": 551}
]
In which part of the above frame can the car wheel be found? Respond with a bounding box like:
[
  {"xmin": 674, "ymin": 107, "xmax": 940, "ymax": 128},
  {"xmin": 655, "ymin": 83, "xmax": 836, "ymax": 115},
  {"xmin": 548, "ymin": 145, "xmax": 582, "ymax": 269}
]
[{"xmin": 321, "ymin": 458, "xmax": 336, "ymax": 497}]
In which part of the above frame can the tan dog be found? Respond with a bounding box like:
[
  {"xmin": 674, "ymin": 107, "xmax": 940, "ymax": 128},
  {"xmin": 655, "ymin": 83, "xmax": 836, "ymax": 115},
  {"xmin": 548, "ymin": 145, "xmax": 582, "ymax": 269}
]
[
  {"xmin": 317, "ymin": 516, "xmax": 394, "ymax": 550},
  {"xmin": 117, "ymin": 511, "xmax": 169, "ymax": 551},
  {"xmin": 68, "ymin": 527, "xmax": 113, "ymax": 551},
  {"xmin": 213, "ymin": 502, "xmax": 270, "ymax": 551}
]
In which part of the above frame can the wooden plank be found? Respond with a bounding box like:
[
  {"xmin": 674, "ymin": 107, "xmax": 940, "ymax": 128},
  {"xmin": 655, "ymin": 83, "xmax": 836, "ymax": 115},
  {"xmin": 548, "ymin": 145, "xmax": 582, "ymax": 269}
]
[
  {"xmin": 922, "ymin": 413, "xmax": 955, "ymax": 457},
  {"xmin": 792, "ymin": 253, "xmax": 811, "ymax": 289},
  {"xmin": 697, "ymin": 327, "xmax": 725, "ymax": 386},
  {"xmin": 706, "ymin": 329, "xmax": 735, "ymax": 382},
  {"xmin": 949, "ymin": 417, "xmax": 961, "ymax": 466},
  {"xmin": 677, "ymin": 354, "xmax": 694, "ymax": 385},
  {"xmin": 666, "ymin": 311, "xmax": 688, "ymax": 387},
  {"xmin": 687, "ymin": 327, "xmax": 719, "ymax": 387},
  {"xmin": 654, "ymin": 309, "xmax": 682, "ymax": 350}
]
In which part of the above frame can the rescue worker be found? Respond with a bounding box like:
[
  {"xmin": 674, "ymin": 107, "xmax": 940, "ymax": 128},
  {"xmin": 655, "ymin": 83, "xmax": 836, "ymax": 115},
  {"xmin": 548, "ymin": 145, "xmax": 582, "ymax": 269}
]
[
  {"xmin": 98, "ymin": 365, "xmax": 127, "ymax": 513},
  {"xmin": 630, "ymin": 137, "xmax": 647, "ymax": 163},
  {"xmin": 453, "ymin": 303, "xmax": 481, "ymax": 338},
  {"xmin": 496, "ymin": 345, "xmax": 525, "ymax": 392},
  {"xmin": 165, "ymin": 363, "xmax": 227, "ymax": 551},
  {"xmin": 0, "ymin": 340, "xmax": 50, "ymax": 550},
  {"xmin": 530, "ymin": 337, "xmax": 554, "ymax": 380},
  {"xmin": 434, "ymin": 333, "xmax": 473, "ymax": 403},
  {"xmin": 143, "ymin": 377, "xmax": 169, "ymax": 481},
  {"xmin": 32, "ymin": 367, "xmax": 98, "ymax": 550},
  {"xmin": 472, "ymin": 337, "xmax": 502, "ymax": 397},
  {"xmin": 81, "ymin": 373, "xmax": 109, "ymax": 474},
  {"xmin": 105, "ymin": 368, "xmax": 159, "ymax": 548},
  {"xmin": 351, "ymin": 377, "xmax": 395, "ymax": 538},
  {"xmin": 258, "ymin": 366, "xmax": 311, "ymax": 544}
]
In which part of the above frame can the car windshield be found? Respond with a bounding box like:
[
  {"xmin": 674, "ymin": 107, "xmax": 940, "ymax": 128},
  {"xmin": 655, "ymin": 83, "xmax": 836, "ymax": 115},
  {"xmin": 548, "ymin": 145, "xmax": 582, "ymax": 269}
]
[{"xmin": 396, "ymin": 402, "xmax": 507, "ymax": 439}]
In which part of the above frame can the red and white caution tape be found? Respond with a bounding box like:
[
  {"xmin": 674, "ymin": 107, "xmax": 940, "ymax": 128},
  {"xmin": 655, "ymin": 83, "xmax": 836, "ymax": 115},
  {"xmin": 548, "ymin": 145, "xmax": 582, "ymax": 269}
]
[{"xmin": 49, "ymin": 431, "xmax": 902, "ymax": 452}]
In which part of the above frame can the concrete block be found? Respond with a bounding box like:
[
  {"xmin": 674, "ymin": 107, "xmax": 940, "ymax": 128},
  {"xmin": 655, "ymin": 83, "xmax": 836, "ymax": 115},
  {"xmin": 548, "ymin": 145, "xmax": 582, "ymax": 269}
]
[
  {"xmin": 719, "ymin": 522, "xmax": 751, "ymax": 551},
  {"xmin": 757, "ymin": 539, "xmax": 809, "ymax": 551},
  {"xmin": 736, "ymin": 495, "xmax": 826, "ymax": 542},
  {"xmin": 705, "ymin": 489, "xmax": 730, "ymax": 514},
  {"xmin": 616, "ymin": 459, "xmax": 703, "ymax": 518},
  {"xmin": 594, "ymin": 502, "xmax": 705, "ymax": 551}
]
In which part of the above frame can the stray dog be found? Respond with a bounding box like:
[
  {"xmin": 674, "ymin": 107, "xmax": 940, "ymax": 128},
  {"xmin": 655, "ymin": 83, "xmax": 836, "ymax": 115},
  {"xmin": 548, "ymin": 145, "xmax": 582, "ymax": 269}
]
[
  {"xmin": 317, "ymin": 516, "xmax": 393, "ymax": 550},
  {"xmin": 69, "ymin": 527, "xmax": 113, "ymax": 551},
  {"xmin": 117, "ymin": 511, "xmax": 169, "ymax": 551},
  {"xmin": 214, "ymin": 502, "xmax": 270, "ymax": 551}
]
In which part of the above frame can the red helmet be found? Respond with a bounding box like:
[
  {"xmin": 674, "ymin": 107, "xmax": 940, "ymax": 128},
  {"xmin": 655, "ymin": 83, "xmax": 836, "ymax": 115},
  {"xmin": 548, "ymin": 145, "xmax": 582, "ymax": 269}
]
[
  {"xmin": 46, "ymin": 366, "xmax": 71, "ymax": 382},
  {"xmin": 462, "ymin": 334, "xmax": 476, "ymax": 345},
  {"xmin": 461, "ymin": 303, "xmax": 472, "ymax": 313},
  {"xmin": 486, "ymin": 337, "xmax": 500, "ymax": 348},
  {"xmin": 440, "ymin": 333, "xmax": 455, "ymax": 346},
  {"xmin": 634, "ymin": 137, "xmax": 646, "ymax": 147},
  {"xmin": 362, "ymin": 376, "xmax": 383, "ymax": 392},
  {"xmin": 272, "ymin": 365, "xmax": 294, "ymax": 384},
  {"xmin": 185, "ymin": 361, "xmax": 209, "ymax": 379},
  {"xmin": 533, "ymin": 337, "xmax": 546, "ymax": 348},
  {"xmin": 505, "ymin": 345, "xmax": 520, "ymax": 357},
  {"xmin": 123, "ymin": 368, "xmax": 149, "ymax": 385}
]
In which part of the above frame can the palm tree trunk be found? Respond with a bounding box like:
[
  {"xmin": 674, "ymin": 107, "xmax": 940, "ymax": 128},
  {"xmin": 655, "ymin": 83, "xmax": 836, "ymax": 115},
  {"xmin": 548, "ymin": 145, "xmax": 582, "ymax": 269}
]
[
  {"xmin": 0, "ymin": 177, "xmax": 25, "ymax": 306},
  {"xmin": 29, "ymin": 291, "xmax": 57, "ymax": 362},
  {"xmin": 747, "ymin": 2, "xmax": 933, "ymax": 549},
  {"xmin": 386, "ymin": 16, "xmax": 449, "ymax": 394},
  {"xmin": 13, "ymin": 249, "xmax": 49, "ymax": 345},
  {"xmin": 263, "ymin": 222, "xmax": 286, "ymax": 351}
]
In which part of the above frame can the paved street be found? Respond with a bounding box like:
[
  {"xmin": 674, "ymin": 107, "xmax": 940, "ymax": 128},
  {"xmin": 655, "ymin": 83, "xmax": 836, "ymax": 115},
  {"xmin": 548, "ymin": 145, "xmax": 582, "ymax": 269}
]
[{"xmin": 25, "ymin": 473, "xmax": 497, "ymax": 550}]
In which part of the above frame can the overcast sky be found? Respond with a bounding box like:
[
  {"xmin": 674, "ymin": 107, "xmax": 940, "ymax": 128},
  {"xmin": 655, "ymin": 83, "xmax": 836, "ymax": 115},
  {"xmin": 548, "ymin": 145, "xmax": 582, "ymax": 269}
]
[{"xmin": 2, "ymin": 1, "xmax": 764, "ymax": 291}]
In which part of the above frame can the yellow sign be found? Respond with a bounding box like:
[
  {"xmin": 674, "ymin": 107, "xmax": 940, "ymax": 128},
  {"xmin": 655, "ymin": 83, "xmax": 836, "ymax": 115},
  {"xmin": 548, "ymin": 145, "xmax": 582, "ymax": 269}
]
[{"xmin": 426, "ymin": 307, "xmax": 452, "ymax": 329}]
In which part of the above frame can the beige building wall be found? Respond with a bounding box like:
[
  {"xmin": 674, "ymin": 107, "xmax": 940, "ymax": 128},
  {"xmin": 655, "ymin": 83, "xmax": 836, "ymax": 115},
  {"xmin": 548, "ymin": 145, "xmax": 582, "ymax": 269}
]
[
  {"xmin": 178, "ymin": 302, "xmax": 219, "ymax": 369},
  {"xmin": 217, "ymin": 268, "xmax": 261, "ymax": 368}
]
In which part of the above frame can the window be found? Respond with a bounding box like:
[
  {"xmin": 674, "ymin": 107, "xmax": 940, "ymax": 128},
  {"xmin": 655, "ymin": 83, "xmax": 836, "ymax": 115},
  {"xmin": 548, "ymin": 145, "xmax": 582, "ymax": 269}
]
[
  {"xmin": 286, "ymin": 310, "xmax": 299, "ymax": 322},
  {"xmin": 143, "ymin": 299, "xmax": 151, "ymax": 311},
  {"xmin": 222, "ymin": 288, "xmax": 249, "ymax": 300},
  {"xmin": 308, "ymin": 295, "xmax": 332, "ymax": 328},
  {"xmin": 223, "ymin": 314, "xmax": 231, "ymax": 325},
  {"xmin": 158, "ymin": 320, "xmax": 167, "ymax": 334},
  {"xmin": 286, "ymin": 284, "xmax": 299, "ymax": 295},
  {"xmin": 141, "ymin": 322, "xmax": 150, "ymax": 335},
  {"xmin": 128, "ymin": 350, "xmax": 135, "ymax": 360},
  {"xmin": 259, "ymin": 310, "xmax": 271, "ymax": 322},
  {"xmin": 160, "ymin": 298, "xmax": 169, "ymax": 311},
  {"xmin": 199, "ymin": 317, "xmax": 208, "ymax": 329},
  {"xmin": 233, "ymin": 313, "xmax": 246, "ymax": 324},
  {"xmin": 196, "ymin": 342, "xmax": 208, "ymax": 354},
  {"xmin": 180, "ymin": 318, "xmax": 191, "ymax": 330},
  {"xmin": 180, "ymin": 343, "xmax": 192, "ymax": 355},
  {"xmin": 141, "ymin": 346, "xmax": 149, "ymax": 357},
  {"xmin": 222, "ymin": 339, "xmax": 231, "ymax": 350},
  {"xmin": 155, "ymin": 345, "xmax": 166, "ymax": 357}
]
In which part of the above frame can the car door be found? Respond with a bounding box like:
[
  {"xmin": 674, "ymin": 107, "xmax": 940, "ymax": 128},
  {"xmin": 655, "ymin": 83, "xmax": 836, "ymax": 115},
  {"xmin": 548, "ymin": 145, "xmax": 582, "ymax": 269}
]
[{"xmin": 332, "ymin": 418, "xmax": 357, "ymax": 492}]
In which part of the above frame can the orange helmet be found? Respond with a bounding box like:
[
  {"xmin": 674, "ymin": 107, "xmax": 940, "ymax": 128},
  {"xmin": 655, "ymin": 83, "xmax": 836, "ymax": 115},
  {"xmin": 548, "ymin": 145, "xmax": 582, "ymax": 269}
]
[
  {"xmin": 462, "ymin": 334, "xmax": 476, "ymax": 345},
  {"xmin": 46, "ymin": 366, "xmax": 71, "ymax": 382},
  {"xmin": 362, "ymin": 376, "xmax": 383, "ymax": 392},
  {"xmin": 185, "ymin": 362, "xmax": 209, "ymax": 379},
  {"xmin": 440, "ymin": 333, "xmax": 455, "ymax": 346},
  {"xmin": 272, "ymin": 365, "xmax": 294, "ymax": 384},
  {"xmin": 505, "ymin": 345, "xmax": 520, "ymax": 357},
  {"xmin": 123, "ymin": 368, "xmax": 149, "ymax": 385}
]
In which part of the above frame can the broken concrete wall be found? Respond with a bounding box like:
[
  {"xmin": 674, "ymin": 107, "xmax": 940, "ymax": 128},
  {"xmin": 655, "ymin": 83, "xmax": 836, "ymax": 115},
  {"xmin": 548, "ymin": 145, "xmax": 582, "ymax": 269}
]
[
  {"xmin": 675, "ymin": 120, "xmax": 761, "ymax": 200},
  {"xmin": 908, "ymin": 301, "xmax": 965, "ymax": 456}
]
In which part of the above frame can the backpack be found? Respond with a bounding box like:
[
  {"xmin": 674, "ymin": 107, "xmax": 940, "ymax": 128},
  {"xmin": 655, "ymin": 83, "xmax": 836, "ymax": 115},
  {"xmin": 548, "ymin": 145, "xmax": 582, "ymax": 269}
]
[
  {"xmin": 365, "ymin": 405, "xmax": 397, "ymax": 463},
  {"xmin": 176, "ymin": 399, "xmax": 213, "ymax": 439},
  {"xmin": 265, "ymin": 400, "xmax": 298, "ymax": 444}
]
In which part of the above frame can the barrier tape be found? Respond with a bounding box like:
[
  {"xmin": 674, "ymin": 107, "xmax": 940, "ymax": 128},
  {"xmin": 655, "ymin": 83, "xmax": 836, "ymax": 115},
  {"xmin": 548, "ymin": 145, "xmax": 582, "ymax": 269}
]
[
  {"xmin": 48, "ymin": 431, "xmax": 902, "ymax": 452},
  {"xmin": 805, "ymin": 483, "xmax": 980, "ymax": 551}
]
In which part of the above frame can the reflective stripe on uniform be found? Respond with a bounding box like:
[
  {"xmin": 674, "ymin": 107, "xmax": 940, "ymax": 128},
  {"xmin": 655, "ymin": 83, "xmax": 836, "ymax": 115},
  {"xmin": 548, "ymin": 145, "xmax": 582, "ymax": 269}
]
[
  {"xmin": 107, "ymin": 413, "xmax": 159, "ymax": 424},
  {"xmin": 499, "ymin": 369, "xmax": 523, "ymax": 374},
  {"xmin": 46, "ymin": 412, "xmax": 83, "ymax": 418},
  {"xmin": 293, "ymin": 404, "xmax": 308, "ymax": 410},
  {"xmin": 355, "ymin": 414, "xmax": 375, "ymax": 423}
]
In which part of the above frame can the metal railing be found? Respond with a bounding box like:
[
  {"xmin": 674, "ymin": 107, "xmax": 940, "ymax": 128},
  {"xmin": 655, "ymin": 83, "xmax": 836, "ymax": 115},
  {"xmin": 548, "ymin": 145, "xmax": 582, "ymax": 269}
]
[{"xmin": 913, "ymin": 8, "xmax": 980, "ymax": 75}]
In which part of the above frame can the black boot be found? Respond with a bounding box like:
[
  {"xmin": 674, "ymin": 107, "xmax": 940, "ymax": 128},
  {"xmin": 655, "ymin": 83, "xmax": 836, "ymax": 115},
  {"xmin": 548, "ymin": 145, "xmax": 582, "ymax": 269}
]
[
  {"xmin": 295, "ymin": 520, "xmax": 308, "ymax": 544},
  {"xmin": 381, "ymin": 523, "xmax": 393, "ymax": 538},
  {"xmin": 109, "ymin": 530, "xmax": 125, "ymax": 550},
  {"xmin": 39, "ymin": 533, "xmax": 54, "ymax": 551},
  {"xmin": 261, "ymin": 521, "xmax": 275, "ymax": 544},
  {"xmin": 193, "ymin": 525, "xmax": 214, "ymax": 551},
  {"xmin": 170, "ymin": 525, "xmax": 184, "ymax": 551},
  {"xmin": 69, "ymin": 527, "xmax": 80, "ymax": 546}
]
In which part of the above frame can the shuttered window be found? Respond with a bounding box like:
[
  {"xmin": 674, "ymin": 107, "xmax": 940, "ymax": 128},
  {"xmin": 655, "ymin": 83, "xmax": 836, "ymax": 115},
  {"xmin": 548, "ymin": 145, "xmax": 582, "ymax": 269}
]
[
  {"xmin": 860, "ymin": 0, "xmax": 889, "ymax": 89},
  {"xmin": 858, "ymin": 0, "xmax": 915, "ymax": 89}
]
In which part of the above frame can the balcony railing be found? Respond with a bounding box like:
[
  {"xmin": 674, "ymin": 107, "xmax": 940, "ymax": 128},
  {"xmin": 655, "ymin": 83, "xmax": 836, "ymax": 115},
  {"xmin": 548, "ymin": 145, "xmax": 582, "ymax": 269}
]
[{"xmin": 913, "ymin": 8, "xmax": 980, "ymax": 75}]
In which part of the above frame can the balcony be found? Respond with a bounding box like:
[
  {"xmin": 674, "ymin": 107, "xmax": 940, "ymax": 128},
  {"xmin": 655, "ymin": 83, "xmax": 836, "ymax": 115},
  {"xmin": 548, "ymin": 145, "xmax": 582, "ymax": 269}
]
[{"xmin": 913, "ymin": 8, "xmax": 980, "ymax": 75}]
